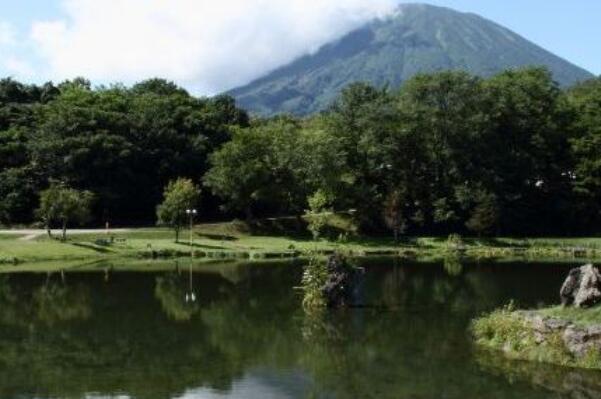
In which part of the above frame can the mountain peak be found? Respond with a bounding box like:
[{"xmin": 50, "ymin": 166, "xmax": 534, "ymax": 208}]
[{"xmin": 229, "ymin": 4, "xmax": 593, "ymax": 116}]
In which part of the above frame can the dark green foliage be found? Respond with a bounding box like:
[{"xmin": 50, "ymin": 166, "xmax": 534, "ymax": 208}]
[
  {"xmin": 1, "ymin": 65, "xmax": 601, "ymax": 237},
  {"xmin": 0, "ymin": 78, "xmax": 248, "ymax": 225},
  {"xmin": 211, "ymin": 67, "xmax": 601, "ymax": 236},
  {"xmin": 230, "ymin": 4, "xmax": 593, "ymax": 116},
  {"xmin": 567, "ymin": 78, "xmax": 601, "ymax": 230}
]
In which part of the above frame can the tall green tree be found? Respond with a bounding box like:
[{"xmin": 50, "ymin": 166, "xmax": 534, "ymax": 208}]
[
  {"xmin": 36, "ymin": 183, "xmax": 94, "ymax": 240},
  {"xmin": 567, "ymin": 78, "xmax": 601, "ymax": 230},
  {"xmin": 481, "ymin": 67, "xmax": 572, "ymax": 234},
  {"xmin": 323, "ymin": 83, "xmax": 400, "ymax": 228},
  {"xmin": 157, "ymin": 178, "xmax": 201, "ymax": 242},
  {"xmin": 396, "ymin": 71, "xmax": 488, "ymax": 232}
]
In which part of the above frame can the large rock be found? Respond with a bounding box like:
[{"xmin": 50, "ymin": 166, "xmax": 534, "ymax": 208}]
[
  {"xmin": 563, "ymin": 324, "xmax": 601, "ymax": 358},
  {"xmin": 520, "ymin": 311, "xmax": 601, "ymax": 359},
  {"xmin": 560, "ymin": 264, "xmax": 601, "ymax": 308}
]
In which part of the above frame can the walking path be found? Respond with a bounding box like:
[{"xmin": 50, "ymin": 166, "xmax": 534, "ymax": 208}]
[{"xmin": 0, "ymin": 229, "xmax": 130, "ymax": 241}]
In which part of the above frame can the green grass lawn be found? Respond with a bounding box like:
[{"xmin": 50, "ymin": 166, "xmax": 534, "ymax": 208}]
[
  {"xmin": 0, "ymin": 222, "xmax": 403, "ymax": 267},
  {"xmin": 3, "ymin": 219, "xmax": 601, "ymax": 271}
]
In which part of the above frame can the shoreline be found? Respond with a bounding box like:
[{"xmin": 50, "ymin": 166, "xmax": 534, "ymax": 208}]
[
  {"xmin": 3, "ymin": 226, "xmax": 601, "ymax": 270},
  {"xmin": 472, "ymin": 306, "xmax": 601, "ymax": 370}
]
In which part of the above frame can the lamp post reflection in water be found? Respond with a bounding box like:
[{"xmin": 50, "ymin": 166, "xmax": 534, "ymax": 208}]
[
  {"xmin": 185, "ymin": 209, "xmax": 197, "ymax": 303},
  {"xmin": 185, "ymin": 264, "xmax": 196, "ymax": 303}
]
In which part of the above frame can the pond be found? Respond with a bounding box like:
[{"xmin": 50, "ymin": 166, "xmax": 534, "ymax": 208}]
[{"xmin": 0, "ymin": 258, "xmax": 600, "ymax": 399}]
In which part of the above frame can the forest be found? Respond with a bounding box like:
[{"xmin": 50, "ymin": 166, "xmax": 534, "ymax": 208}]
[{"xmin": 1, "ymin": 67, "xmax": 600, "ymax": 236}]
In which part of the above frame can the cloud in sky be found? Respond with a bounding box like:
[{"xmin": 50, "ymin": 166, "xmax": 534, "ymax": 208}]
[
  {"xmin": 20, "ymin": 0, "xmax": 398, "ymax": 94},
  {"xmin": 0, "ymin": 21, "xmax": 16, "ymax": 46}
]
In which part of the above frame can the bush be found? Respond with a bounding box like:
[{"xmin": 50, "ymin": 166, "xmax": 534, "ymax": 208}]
[
  {"xmin": 446, "ymin": 233, "xmax": 464, "ymax": 250},
  {"xmin": 305, "ymin": 190, "xmax": 331, "ymax": 240},
  {"xmin": 300, "ymin": 253, "xmax": 329, "ymax": 310},
  {"xmin": 0, "ymin": 256, "xmax": 19, "ymax": 265}
]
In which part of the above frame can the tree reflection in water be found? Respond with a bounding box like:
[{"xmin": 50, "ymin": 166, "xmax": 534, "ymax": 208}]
[
  {"xmin": 0, "ymin": 260, "xmax": 590, "ymax": 399},
  {"xmin": 155, "ymin": 271, "xmax": 200, "ymax": 322}
]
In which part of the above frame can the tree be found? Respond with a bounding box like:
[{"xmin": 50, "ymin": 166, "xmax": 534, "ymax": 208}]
[
  {"xmin": 132, "ymin": 78, "xmax": 189, "ymax": 96},
  {"xmin": 481, "ymin": 67, "xmax": 572, "ymax": 234},
  {"xmin": 567, "ymin": 78, "xmax": 601, "ymax": 230},
  {"xmin": 397, "ymin": 71, "xmax": 488, "ymax": 232},
  {"xmin": 0, "ymin": 167, "xmax": 39, "ymax": 225},
  {"xmin": 465, "ymin": 191, "xmax": 500, "ymax": 236},
  {"xmin": 36, "ymin": 184, "xmax": 94, "ymax": 240},
  {"xmin": 323, "ymin": 83, "xmax": 399, "ymax": 228},
  {"xmin": 383, "ymin": 189, "xmax": 407, "ymax": 243},
  {"xmin": 204, "ymin": 125, "xmax": 274, "ymax": 221},
  {"xmin": 157, "ymin": 178, "xmax": 201, "ymax": 242},
  {"xmin": 305, "ymin": 190, "xmax": 332, "ymax": 240}
]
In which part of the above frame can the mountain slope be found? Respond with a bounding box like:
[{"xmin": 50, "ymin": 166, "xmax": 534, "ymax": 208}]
[{"xmin": 229, "ymin": 3, "xmax": 594, "ymax": 116}]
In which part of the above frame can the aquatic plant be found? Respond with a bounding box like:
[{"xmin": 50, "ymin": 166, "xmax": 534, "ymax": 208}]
[{"xmin": 300, "ymin": 252, "xmax": 360, "ymax": 310}]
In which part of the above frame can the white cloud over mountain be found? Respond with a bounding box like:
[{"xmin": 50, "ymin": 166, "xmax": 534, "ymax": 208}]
[{"xmin": 21, "ymin": 0, "xmax": 397, "ymax": 94}]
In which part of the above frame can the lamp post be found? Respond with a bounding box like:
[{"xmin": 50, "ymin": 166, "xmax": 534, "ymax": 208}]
[{"xmin": 186, "ymin": 209, "xmax": 197, "ymax": 256}]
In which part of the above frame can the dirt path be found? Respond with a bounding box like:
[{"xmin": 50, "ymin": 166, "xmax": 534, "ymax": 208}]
[{"xmin": 0, "ymin": 229, "xmax": 130, "ymax": 241}]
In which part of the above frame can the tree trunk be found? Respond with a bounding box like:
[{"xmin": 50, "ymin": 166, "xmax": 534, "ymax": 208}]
[
  {"xmin": 245, "ymin": 206, "xmax": 254, "ymax": 224},
  {"xmin": 61, "ymin": 219, "xmax": 67, "ymax": 242},
  {"xmin": 175, "ymin": 226, "xmax": 180, "ymax": 243},
  {"xmin": 46, "ymin": 221, "xmax": 52, "ymax": 238},
  {"xmin": 393, "ymin": 227, "xmax": 399, "ymax": 245},
  {"xmin": 295, "ymin": 214, "xmax": 304, "ymax": 232}
]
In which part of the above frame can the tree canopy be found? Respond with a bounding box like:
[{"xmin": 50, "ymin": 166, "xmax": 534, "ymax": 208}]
[{"xmin": 2, "ymin": 70, "xmax": 601, "ymax": 236}]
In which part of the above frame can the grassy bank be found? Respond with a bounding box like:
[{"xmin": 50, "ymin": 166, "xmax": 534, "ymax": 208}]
[
  {"xmin": 472, "ymin": 305, "xmax": 601, "ymax": 370},
  {"xmin": 3, "ymin": 219, "xmax": 601, "ymax": 270}
]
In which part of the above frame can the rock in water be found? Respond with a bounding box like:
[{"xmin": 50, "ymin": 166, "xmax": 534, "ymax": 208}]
[
  {"xmin": 560, "ymin": 264, "xmax": 601, "ymax": 308},
  {"xmin": 321, "ymin": 254, "xmax": 362, "ymax": 308}
]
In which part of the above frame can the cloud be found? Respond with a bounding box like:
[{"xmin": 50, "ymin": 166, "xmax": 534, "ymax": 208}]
[
  {"xmin": 0, "ymin": 21, "xmax": 32, "ymax": 79},
  {"xmin": 28, "ymin": 0, "xmax": 398, "ymax": 94},
  {"xmin": 0, "ymin": 21, "xmax": 16, "ymax": 46},
  {"xmin": 4, "ymin": 56, "xmax": 37, "ymax": 79}
]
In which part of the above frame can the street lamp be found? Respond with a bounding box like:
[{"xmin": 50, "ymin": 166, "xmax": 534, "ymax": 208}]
[{"xmin": 186, "ymin": 209, "xmax": 197, "ymax": 256}]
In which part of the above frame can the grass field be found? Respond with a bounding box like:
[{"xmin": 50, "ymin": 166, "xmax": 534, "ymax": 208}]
[{"xmin": 2, "ymin": 219, "xmax": 601, "ymax": 271}]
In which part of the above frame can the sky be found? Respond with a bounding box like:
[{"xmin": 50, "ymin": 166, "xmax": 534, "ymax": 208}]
[{"xmin": 0, "ymin": 0, "xmax": 599, "ymax": 95}]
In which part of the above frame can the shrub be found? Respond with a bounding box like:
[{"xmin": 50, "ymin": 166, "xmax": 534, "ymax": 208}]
[
  {"xmin": 305, "ymin": 190, "xmax": 332, "ymax": 240},
  {"xmin": 446, "ymin": 233, "xmax": 464, "ymax": 250},
  {"xmin": 300, "ymin": 253, "xmax": 328, "ymax": 310}
]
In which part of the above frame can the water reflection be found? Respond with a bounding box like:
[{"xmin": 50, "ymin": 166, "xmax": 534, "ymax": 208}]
[
  {"xmin": 155, "ymin": 271, "xmax": 200, "ymax": 322},
  {"xmin": 0, "ymin": 273, "xmax": 91, "ymax": 326},
  {"xmin": 443, "ymin": 255, "xmax": 464, "ymax": 276},
  {"xmin": 476, "ymin": 350, "xmax": 601, "ymax": 399},
  {"xmin": 0, "ymin": 259, "xmax": 597, "ymax": 399}
]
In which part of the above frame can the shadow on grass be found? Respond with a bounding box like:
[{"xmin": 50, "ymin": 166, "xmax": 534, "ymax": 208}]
[
  {"xmin": 195, "ymin": 233, "xmax": 238, "ymax": 241},
  {"xmin": 463, "ymin": 237, "xmax": 527, "ymax": 248},
  {"xmin": 70, "ymin": 242, "xmax": 114, "ymax": 253},
  {"xmin": 176, "ymin": 242, "xmax": 228, "ymax": 250}
]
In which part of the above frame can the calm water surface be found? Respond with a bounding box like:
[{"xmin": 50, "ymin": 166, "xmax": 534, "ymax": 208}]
[{"xmin": 0, "ymin": 258, "xmax": 599, "ymax": 399}]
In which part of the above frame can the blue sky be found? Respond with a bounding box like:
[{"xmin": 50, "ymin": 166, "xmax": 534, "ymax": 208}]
[{"xmin": 0, "ymin": 0, "xmax": 598, "ymax": 94}]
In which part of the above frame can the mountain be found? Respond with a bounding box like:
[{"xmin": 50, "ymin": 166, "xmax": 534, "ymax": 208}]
[{"xmin": 228, "ymin": 3, "xmax": 594, "ymax": 116}]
